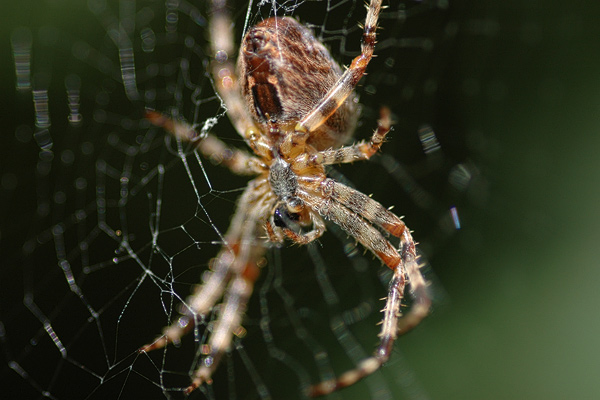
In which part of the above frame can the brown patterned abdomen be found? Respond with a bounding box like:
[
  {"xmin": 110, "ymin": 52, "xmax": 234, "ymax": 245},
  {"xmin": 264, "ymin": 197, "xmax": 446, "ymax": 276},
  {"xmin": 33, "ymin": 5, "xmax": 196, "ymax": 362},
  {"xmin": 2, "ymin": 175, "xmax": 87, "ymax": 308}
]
[{"xmin": 238, "ymin": 17, "xmax": 358, "ymax": 150}]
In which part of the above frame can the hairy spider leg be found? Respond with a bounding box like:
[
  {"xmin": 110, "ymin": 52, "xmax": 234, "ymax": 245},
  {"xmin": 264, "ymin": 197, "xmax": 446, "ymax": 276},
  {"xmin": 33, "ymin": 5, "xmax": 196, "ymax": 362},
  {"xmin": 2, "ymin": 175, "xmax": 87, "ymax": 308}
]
[
  {"xmin": 140, "ymin": 177, "xmax": 274, "ymax": 334},
  {"xmin": 301, "ymin": 192, "xmax": 430, "ymax": 396},
  {"xmin": 140, "ymin": 175, "xmax": 274, "ymax": 388},
  {"xmin": 145, "ymin": 111, "xmax": 264, "ymax": 175},
  {"xmin": 210, "ymin": 0, "xmax": 261, "ymax": 146},
  {"xmin": 317, "ymin": 106, "xmax": 392, "ymax": 164},
  {"xmin": 143, "ymin": 100, "xmax": 281, "ymax": 394},
  {"xmin": 185, "ymin": 182, "xmax": 274, "ymax": 393},
  {"xmin": 139, "ymin": 112, "xmax": 264, "ymax": 353},
  {"xmin": 288, "ymin": 106, "xmax": 391, "ymax": 173},
  {"xmin": 288, "ymin": 108, "xmax": 431, "ymax": 396},
  {"xmin": 297, "ymin": 0, "xmax": 383, "ymax": 134}
]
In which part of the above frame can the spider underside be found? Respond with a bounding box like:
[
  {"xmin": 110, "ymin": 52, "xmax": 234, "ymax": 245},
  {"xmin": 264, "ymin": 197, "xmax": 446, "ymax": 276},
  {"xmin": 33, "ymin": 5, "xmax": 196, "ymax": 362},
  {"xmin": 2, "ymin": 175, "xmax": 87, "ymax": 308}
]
[{"xmin": 141, "ymin": 0, "xmax": 431, "ymax": 396}]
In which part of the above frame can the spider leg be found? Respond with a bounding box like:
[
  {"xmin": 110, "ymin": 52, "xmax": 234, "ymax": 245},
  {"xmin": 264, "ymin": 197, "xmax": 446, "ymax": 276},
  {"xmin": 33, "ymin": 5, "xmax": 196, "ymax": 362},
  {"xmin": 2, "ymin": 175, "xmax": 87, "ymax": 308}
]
[
  {"xmin": 320, "ymin": 178, "xmax": 407, "ymax": 238},
  {"xmin": 304, "ymin": 195, "xmax": 401, "ymax": 268},
  {"xmin": 291, "ymin": 106, "xmax": 391, "ymax": 170},
  {"xmin": 265, "ymin": 219, "xmax": 284, "ymax": 243},
  {"xmin": 396, "ymin": 229, "xmax": 431, "ymax": 334},
  {"xmin": 139, "ymin": 243, "xmax": 237, "ymax": 352},
  {"xmin": 301, "ymin": 195, "xmax": 431, "ymax": 397},
  {"xmin": 146, "ymin": 110, "xmax": 264, "ymax": 176},
  {"xmin": 210, "ymin": 0, "xmax": 259, "ymax": 143},
  {"xmin": 141, "ymin": 178, "xmax": 273, "ymax": 373},
  {"xmin": 317, "ymin": 106, "xmax": 391, "ymax": 165},
  {"xmin": 308, "ymin": 254, "xmax": 407, "ymax": 397},
  {"xmin": 185, "ymin": 187, "xmax": 273, "ymax": 393},
  {"xmin": 148, "ymin": 0, "xmax": 273, "ymax": 162},
  {"xmin": 186, "ymin": 265, "xmax": 259, "ymax": 393},
  {"xmin": 298, "ymin": 0, "xmax": 382, "ymax": 134}
]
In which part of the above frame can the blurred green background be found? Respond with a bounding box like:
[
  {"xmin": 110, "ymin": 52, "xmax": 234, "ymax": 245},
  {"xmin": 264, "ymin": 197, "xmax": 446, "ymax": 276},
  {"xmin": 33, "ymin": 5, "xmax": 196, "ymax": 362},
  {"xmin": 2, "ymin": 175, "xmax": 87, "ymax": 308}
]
[
  {"xmin": 2, "ymin": 0, "xmax": 600, "ymax": 399},
  {"xmin": 411, "ymin": 1, "xmax": 600, "ymax": 399}
]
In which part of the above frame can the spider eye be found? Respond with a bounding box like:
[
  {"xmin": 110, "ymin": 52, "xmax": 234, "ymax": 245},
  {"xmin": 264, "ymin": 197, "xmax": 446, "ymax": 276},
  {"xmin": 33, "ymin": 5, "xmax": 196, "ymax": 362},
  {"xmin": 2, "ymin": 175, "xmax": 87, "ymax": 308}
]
[{"xmin": 273, "ymin": 206, "xmax": 300, "ymax": 228}]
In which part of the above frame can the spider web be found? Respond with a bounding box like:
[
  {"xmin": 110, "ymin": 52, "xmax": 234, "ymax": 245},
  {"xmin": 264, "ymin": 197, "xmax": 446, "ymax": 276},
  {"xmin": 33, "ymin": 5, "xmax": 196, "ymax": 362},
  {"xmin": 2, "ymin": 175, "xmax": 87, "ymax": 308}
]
[{"xmin": 1, "ymin": 1, "xmax": 470, "ymax": 399}]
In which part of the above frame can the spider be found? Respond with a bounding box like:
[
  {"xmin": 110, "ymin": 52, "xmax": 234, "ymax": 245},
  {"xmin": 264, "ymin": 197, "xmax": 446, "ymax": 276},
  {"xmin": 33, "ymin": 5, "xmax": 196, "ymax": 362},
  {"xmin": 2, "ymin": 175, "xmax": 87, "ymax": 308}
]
[{"xmin": 141, "ymin": 0, "xmax": 431, "ymax": 396}]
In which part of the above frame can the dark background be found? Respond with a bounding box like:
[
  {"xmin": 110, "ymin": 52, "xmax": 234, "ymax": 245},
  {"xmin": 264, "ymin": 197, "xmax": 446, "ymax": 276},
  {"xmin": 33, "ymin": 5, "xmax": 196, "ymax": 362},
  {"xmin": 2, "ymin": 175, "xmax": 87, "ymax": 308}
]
[{"xmin": 2, "ymin": 0, "xmax": 600, "ymax": 399}]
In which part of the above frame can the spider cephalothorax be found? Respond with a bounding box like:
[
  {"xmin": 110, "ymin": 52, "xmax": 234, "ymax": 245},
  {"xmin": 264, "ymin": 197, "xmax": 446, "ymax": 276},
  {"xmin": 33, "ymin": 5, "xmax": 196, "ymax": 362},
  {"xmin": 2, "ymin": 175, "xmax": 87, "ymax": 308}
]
[{"xmin": 142, "ymin": 0, "xmax": 431, "ymax": 396}]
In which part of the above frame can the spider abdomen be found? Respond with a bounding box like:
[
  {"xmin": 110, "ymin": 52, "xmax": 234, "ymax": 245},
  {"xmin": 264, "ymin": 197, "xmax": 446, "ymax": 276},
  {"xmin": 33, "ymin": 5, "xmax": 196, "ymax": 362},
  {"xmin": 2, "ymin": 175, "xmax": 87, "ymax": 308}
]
[{"xmin": 238, "ymin": 17, "xmax": 359, "ymax": 150}]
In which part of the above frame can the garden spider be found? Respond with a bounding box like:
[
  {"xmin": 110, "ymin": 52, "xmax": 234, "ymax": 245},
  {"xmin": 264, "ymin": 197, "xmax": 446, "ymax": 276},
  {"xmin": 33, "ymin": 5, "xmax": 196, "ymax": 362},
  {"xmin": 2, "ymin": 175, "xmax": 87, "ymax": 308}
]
[{"xmin": 141, "ymin": 0, "xmax": 431, "ymax": 396}]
